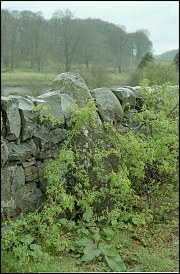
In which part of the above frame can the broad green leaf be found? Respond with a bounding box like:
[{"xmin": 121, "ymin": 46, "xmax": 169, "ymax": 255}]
[
  {"xmin": 30, "ymin": 244, "xmax": 42, "ymax": 251},
  {"xmin": 81, "ymin": 246, "xmax": 101, "ymax": 262},
  {"xmin": 67, "ymin": 241, "xmax": 76, "ymax": 251},
  {"xmin": 103, "ymin": 227, "xmax": 114, "ymax": 239},
  {"xmin": 105, "ymin": 254, "xmax": 127, "ymax": 272},
  {"xmin": 99, "ymin": 242, "xmax": 118, "ymax": 256},
  {"xmin": 19, "ymin": 234, "xmax": 34, "ymax": 245},
  {"xmin": 82, "ymin": 210, "xmax": 93, "ymax": 222},
  {"xmin": 67, "ymin": 220, "xmax": 76, "ymax": 227},
  {"xmin": 79, "ymin": 227, "xmax": 89, "ymax": 235},
  {"xmin": 31, "ymin": 249, "xmax": 45, "ymax": 258},
  {"xmin": 59, "ymin": 218, "xmax": 67, "ymax": 225},
  {"xmin": 93, "ymin": 232, "xmax": 101, "ymax": 242},
  {"xmin": 83, "ymin": 243, "xmax": 96, "ymax": 255},
  {"xmin": 75, "ymin": 237, "xmax": 93, "ymax": 247}
]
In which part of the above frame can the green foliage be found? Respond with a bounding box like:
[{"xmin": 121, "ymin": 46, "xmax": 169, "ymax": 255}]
[
  {"xmin": 81, "ymin": 64, "xmax": 111, "ymax": 88},
  {"xmin": 1, "ymin": 81, "xmax": 179, "ymax": 272},
  {"xmin": 75, "ymin": 210, "xmax": 126, "ymax": 271},
  {"xmin": 32, "ymin": 103, "xmax": 62, "ymax": 126},
  {"xmin": 129, "ymin": 62, "xmax": 179, "ymax": 86},
  {"xmin": 138, "ymin": 52, "xmax": 154, "ymax": 69},
  {"xmin": 172, "ymin": 52, "xmax": 179, "ymax": 70}
]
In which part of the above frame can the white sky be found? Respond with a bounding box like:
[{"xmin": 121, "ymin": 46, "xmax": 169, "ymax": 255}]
[{"xmin": 1, "ymin": 1, "xmax": 179, "ymax": 55}]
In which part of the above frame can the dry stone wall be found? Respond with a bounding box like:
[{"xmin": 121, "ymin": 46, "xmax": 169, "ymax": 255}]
[{"xmin": 1, "ymin": 72, "xmax": 142, "ymax": 222}]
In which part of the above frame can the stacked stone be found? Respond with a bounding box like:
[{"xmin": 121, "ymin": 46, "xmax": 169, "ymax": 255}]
[{"xmin": 1, "ymin": 72, "xmax": 143, "ymax": 221}]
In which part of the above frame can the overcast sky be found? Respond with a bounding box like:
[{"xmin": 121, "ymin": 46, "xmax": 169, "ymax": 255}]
[{"xmin": 1, "ymin": 1, "xmax": 179, "ymax": 55}]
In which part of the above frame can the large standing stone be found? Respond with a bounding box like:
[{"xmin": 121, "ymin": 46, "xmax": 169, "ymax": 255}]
[{"xmin": 50, "ymin": 72, "xmax": 93, "ymax": 107}]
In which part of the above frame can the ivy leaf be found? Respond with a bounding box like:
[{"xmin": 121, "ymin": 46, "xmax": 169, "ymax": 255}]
[
  {"xmin": 19, "ymin": 234, "xmax": 34, "ymax": 245},
  {"xmin": 105, "ymin": 254, "xmax": 127, "ymax": 272}
]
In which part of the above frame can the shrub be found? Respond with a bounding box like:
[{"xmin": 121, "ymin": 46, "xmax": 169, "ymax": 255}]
[
  {"xmin": 172, "ymin": 52, "xmax": 179, "ymax": 70},
  {"xmin": 137, "ymin": 52, "xmax": 154, "ymax": 69},
  {"xmin": 128, "ymin": 62, "xmax": 179, "ymax": 86},
  {"xmin": 81, "ymin": 64, "xmax": 110, "ymax": 88}
]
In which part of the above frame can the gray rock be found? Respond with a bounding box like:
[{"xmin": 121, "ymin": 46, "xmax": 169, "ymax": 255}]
[
  {"xmin": 91, "ymin": 87, "xmax": 124, "ymax": 125},
  {"xmin": 1, "ymin": 166, "xmax": 14, "ymax": 193},
  {"xmin": 17, "ymin": 96, "xmax": 38, "ymax": 141},
  {"xmin": 24, "ymin": 165, "xmax": 39, "ymax": 182},
  {"xmin": 1, "ymin": 198, "xmax": 17, "ymax": 220},
  {"xmin": 50, "ymin": 72, "xmax": 93, "ymax": 107},
  {"xmin": 37, "ymin": 91, "xmax": 65, "ymax": 124},
  {"xmin": 14, "ymin": 182, "xmax": 43, "ymax": 212},
  {"xmin": 1, "ymin": 96, "xmax": 21, "ymax": 140},
  {"xmin": 8, "ymin": 142, "xmax": 35, "ymax": 163},
  {"xmin": 1, "ymin": 165, "xmax": 25, "ymax": 219},
  {"xmin": 1, "ymin": 139, "xmax": 9, "ymax": 166},
  {"xmin": 22, "ymin": 158, "xmax": 36, "ymax": 168},
  {"xmin": 60, "ymin": 93, "xmax": 77, "ymax": 126},
  {"xmin": 49, "ymin": 128, "xmax": 66, "ymax": 144},
  {"xmin": 110, "ymin": 87, "xmax": 136, "ymax": 110},
  {"xmin": 11, "ymin": 165, "xmax": 25, "ymax": 191}
]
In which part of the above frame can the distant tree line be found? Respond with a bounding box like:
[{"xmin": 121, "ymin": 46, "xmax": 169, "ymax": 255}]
[{"xmin": 1, "ymin": 8, "xmax": 153, "ymax": 72}]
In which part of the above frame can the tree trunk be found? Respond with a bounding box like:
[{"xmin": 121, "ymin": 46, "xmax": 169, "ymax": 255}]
[
  {"xmin": 10, "ymin": 47, "xmax": 14, "ymax": 71},
  {"xmin": 118, "ymin": 65, "xmax": 121, "ymax": 73},
  {"xmin": 65, "ymin": 60, "xmax": 70, "ymax": 72},
  {"xmin": 85, "ymin": 59, "xmax": 89, "ymax": 69},
  {"xmin": 37, "ymin": 57, "xmax": 41, "ymax": 72}
]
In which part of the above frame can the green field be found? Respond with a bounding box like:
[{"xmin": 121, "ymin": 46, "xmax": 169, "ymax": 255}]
[{"xmin": 1, "ymin": 68, "xmax": 130, "ymax": 97}]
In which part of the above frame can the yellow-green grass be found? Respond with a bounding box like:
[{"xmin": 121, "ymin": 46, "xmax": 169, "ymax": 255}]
[{"xmin": 1, "ymin": 71, "xmax": 58, "ymax": 88}]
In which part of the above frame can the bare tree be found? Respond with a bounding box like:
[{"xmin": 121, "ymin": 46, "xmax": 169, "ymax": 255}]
[{"xmin": 52, "ymin": 9, "xmax": 80, "ymax": 72}]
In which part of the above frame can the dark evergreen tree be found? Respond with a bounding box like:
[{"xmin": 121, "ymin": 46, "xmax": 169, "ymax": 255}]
[{"xmin": 138, "ymin": 52, "xmax": 154, "ymax": 69}]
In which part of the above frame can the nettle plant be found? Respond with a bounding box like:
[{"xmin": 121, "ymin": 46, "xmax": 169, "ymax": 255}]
[
  {"xmin": 43, "ymin": 99, "xmax": 134, "ymax": 223},
  {"xmin": 115, "ymin": 80, "xmax": 179, "ymax": 225},
  {"xmin": 1, "ymin": 81, "xmax": 178, "ymax": 272}
]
